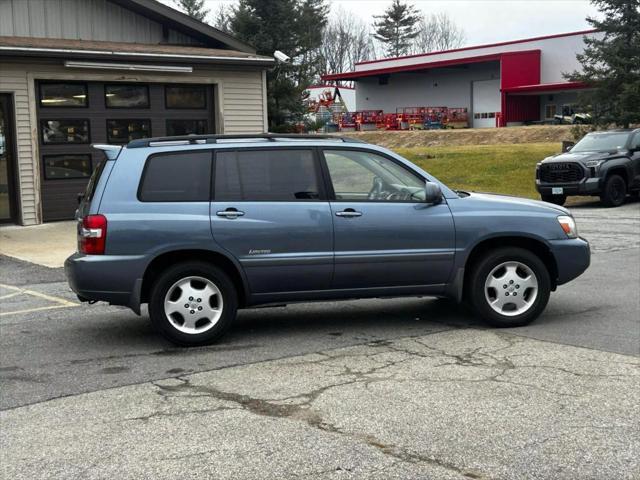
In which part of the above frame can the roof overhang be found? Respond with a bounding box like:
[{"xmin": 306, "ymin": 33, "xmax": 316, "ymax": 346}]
[
  {"xmin": 502, "ymin": 81, "xmax": 590, "ymax": 94},
  {"xmin": 322, "ymin": 53, "xmax": 502, "ymax": 81},
  {"xmin": 109, "ymin": 0, "xmax": 256, "ymax": 53},
  {"xmin": 0, "ymin": 37, "xmax": 274, "ymax": 68}
]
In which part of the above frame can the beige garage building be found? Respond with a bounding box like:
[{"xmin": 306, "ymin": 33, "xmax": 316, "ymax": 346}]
[{"xmin": 0, "ymin": 0, "xmax": 273, "ymax": 225}]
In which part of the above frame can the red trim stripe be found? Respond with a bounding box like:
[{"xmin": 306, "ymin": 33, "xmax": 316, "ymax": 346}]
[
  {"xmin": 322, "ymin": 52, "xmax": 506, "ymax": 81},
  {"xmin": 502, "ymin": 81, "xmax": 590, "ymax": 93}
]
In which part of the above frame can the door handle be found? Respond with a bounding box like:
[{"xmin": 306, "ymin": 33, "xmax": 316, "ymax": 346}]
[
  {"xmin": 335, "ymin": 208, "xmax": 362, "ymax": 218},
  {"xmin": 216, "ymin": 208, "xmax": 245, "ymax": 218}
]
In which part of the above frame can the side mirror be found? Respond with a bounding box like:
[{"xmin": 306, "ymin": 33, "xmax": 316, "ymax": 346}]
[{"xmin": 424, "ymin": 182, "xmax": 442, "ymax": 204}]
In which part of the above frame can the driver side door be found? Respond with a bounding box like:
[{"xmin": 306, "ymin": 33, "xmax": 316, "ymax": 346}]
[{"xmin": 321, "ymin": 148, "xmax": 455, "ymax": 290}]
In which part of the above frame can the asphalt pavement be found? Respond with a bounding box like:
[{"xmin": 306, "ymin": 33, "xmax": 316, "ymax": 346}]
[{"xmin": 1, "ymin": 199, "xmax": 638, "ymax": 479}]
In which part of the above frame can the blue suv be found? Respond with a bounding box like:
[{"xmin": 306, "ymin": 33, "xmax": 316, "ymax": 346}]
[{"xmin": 65, "ymin": 134, "xmax": 590, "ymax": 345}]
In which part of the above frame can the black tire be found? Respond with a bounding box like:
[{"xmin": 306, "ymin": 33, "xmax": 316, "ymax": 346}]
[
  {"xmin": 468, "ymin": 247, "xmax": 551, "ymax": 328},
  {"xmin": 541, "ymin": 194, "xmax": 567, "ymax": 206},
  {"xmin": 149, "ymin": 261, "xmax": 238, "ymax": 346},
  {"xmin": 600, "ymin": 174, "xmax": 626, "ymax": 207}
]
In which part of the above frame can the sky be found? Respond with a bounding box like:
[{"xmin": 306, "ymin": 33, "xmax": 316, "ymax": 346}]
[{"xmin": 167, "ymin": 0, "xmax": 601, "ymax": 47}]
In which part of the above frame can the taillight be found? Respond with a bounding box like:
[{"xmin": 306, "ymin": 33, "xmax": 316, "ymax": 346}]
[{"xmin": 79, "ymin": 214, "xmax": 107, "ymax": 254}]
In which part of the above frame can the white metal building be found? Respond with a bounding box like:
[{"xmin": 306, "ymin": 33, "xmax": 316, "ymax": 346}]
[
  {"xmin": 323, "ymin": 30, "xmax": 599, "ymax": 129},
  {"xmin": 0, "ymin": 0, "xmax": 273, "ymax": 225}
]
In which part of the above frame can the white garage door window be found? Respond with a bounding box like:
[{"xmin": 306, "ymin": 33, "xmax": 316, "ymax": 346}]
[{"xmin": 472, "ymin": 79, "xmax": 501, "ymax": 128}]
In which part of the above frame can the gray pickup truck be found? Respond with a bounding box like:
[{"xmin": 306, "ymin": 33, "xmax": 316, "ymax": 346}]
[{"xmin": 536, "ymin": 129, "xmax": 640, "ymax": 206}]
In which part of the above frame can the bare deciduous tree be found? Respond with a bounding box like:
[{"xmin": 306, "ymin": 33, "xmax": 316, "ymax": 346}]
[
  {"xmin": 321, "ymin": 8, "xmax": 376, "ymax": 78},
  {"xmin": 211, "ymin": 4, "xmax": 233, "ymax": 33},
  {"xmin": 412, "ymin": 12, "xmax": 465, "ymax": 54}
]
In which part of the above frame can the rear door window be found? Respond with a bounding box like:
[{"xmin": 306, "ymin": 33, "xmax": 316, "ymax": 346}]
[
  {"xmin": 138, "ymin": 151, "xmax": 211, "ymax": 202},
  {"xmin": 214, "ymin": 149, "xmax": 321, "ymax": 201}
]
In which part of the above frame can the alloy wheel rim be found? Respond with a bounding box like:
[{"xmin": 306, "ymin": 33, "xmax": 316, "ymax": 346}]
[
  {"xmin": 163, "ymin": 276, "xmax": 223, "ymax": 334},
  {"xmin": 484, "ymin": 261, "xmax": 538, "ymax": 317}
]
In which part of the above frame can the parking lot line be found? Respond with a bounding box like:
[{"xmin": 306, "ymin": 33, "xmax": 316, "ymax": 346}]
[{"xmin": 0, "ymin": 283, "xmax": 79, "ymax": 317}]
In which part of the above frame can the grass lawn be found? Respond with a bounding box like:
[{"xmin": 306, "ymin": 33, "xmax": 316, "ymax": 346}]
[{"xmin": 394, "ymin": 142, "xmax": 561, "ymax": 200}]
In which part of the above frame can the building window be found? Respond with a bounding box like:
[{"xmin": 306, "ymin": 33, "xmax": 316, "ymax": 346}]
[
  {"xmin": 107, "ymin": 119, "xmax": 151, "ymax": 143},
  {"xmin": 41, "ymin": 119, "xmax": 90, "ymax": 144},
  {"xmin": 105, "ymin": 85, "xmax": 150, "ymax": 108},
  {"xmin": 40, "ymin": 83, "xmax": 87, "ymax": 108},
  {"xmin": 43, "ymin": 154, "xmax": 92, "ymax": 180},
  {"xmin": 166, "ymin": 119, "xmax": 208, "ymax": 136},
  {"xmin": 545, "ymin": 104, "xmax": 557, "ymax": 119},
  {"xmin": 214, "ymin": 149, "xmax": 320, "ymax": 201},
  {"xmin": 165, "ymin": 85, "xmax": 207, "ymax": 109},
  {"xmin": 139, "ymin": 151, "xmax": 211, "ymax": 202}
]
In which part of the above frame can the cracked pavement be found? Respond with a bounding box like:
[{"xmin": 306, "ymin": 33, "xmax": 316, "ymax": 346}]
[{"xmin": 1, "ymin": 201, "xmax": 639, "ymax": 479}]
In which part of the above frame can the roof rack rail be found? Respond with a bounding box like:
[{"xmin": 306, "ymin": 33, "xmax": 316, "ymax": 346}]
[{"xmin": 127, "ymin": 133, "xmax": 365, "ymax": 148}]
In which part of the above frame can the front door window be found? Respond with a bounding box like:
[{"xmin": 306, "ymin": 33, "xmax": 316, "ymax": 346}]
[{"xmin": 0, "ymin": 94, "xmax": 17, "ymax": 223}]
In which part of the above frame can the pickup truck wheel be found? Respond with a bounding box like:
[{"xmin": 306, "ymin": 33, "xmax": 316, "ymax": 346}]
[
  {"xmin": 469, "ymin": 247, "xmax": 551, "ymax": 327},
  {"xmin": 541, "ymin": 194, "xmax": 566, "ymax": 206},
  {"xmin": 149, "ymin": 261, "xmax": 237, "ymax": 346},
  {"xmin": 600, "ymin": 174, "xmax": 626, "ymax": 207}
]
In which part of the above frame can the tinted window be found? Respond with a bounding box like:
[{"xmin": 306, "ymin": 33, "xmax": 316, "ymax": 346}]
[
  {"xmin": 107, "ymin": 119, "xmax": 151, "ymax": 143},
  {"xmin": 166, "ymin": 86, "xmax": 207, "ymax": 109},
  {"xmin": 166, "ymin": 119, "xmax": 208, "ymax": 136},
  {"xmin": 139, "ymin": 151, "xmax": 211, "ymax": 202},
  {"xmin": 105, "ymin": 85, "xmax": 149, "ymax": 108},
  {"xmin": 40, "ymin": 83, "xmax": 87, "ymax": 107},
  {"xmin": 85, "ymin": 157, "xmax": 108, "ymax": 202},
  {"xmin": 43, "ymin": 154, "xmax": 92, "ymax": 180},
  {"xmin": 41, "ymin": 119, "xmax": 90, "ymax": 144},
  {"xmin": 324, "ymin": 150, "xmax": 424, "ymax": 202},
  {"xmin": 214, "ymin": 149, "xmax": 320, "ymax": 201},
  {"xmin": 630, "ymin": 133, "xmax": 640, "ymax": 150}
]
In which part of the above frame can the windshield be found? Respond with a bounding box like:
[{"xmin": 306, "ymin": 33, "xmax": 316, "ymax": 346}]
[{"xmin": 572, "ymin": 132, "xmax": 630, "ymax": 152}]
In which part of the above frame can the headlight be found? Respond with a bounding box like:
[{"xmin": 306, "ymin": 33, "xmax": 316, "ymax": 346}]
[
  {"xmin": 557, "ymin": 215, "xmax": 578, "ymax": 238},
  {"xmin": 585, "ymin": 160, "xmax": 604, "ymax": 168}
]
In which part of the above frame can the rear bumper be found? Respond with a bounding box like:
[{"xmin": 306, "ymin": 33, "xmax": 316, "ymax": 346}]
[
  {"xmin": 536, "ymin": 178, "xmax": 601, "ymax": 196},
  {"xmin": 65, "ymin": 252, "xmax": 146, "ymax": 314},
  {"xmin": 549, "ymin": 237, "xmax": 591, "ymax": 285}
]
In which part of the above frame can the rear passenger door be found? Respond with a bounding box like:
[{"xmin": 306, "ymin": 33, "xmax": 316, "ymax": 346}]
[{"xmin": 210, "ymin": 148, "xmax": 333, "ymax": 295}]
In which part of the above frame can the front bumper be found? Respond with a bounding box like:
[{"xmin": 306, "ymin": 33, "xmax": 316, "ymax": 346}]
[
  {"xmin": 65, "ymin": 252, "xmax": 146, "ymax": 314},
  {"xmin": 548, "ymin": 237, "xmax": 591, "ymax": 285},
  {"xmin": 536, "ymin": 178, "xmax": 601, "ymax": 196}
]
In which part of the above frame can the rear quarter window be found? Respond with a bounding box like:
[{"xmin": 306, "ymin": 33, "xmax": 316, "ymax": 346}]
[
  {"xmin": 84, "ymin": 156, "xmax": 108, "ymax": 203},
  {"xmin": 138, "ymin": 151, "xmax": 212, "ymax": 202}
]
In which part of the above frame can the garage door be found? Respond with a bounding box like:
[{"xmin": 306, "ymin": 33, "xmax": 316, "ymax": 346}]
[
  {"xmin": 37, "ymin": 81, "xmax": 215, "ymax": 221},
  {"xmin": 472, "ymin": 79, "xmax": 500, "ymax": 128}
]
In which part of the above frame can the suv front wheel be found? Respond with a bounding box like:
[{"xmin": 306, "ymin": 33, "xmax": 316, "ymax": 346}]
[
  {"xmin": 149, "ymin": 261, "xmax": 237, "ymax": 346},
  {"xmin": 468, "ymin": 247, "xmax": 551, "ymax": 327}
]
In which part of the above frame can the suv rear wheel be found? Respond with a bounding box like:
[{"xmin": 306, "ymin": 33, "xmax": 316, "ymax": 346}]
[
  {"xmin": 600, "ymin": 174, "xmax": 626, "ymax": 207},
  {"xmin": 541, "ymin": 194, "xmax": 567, "ymax": 206},
  {"xmin": 468, "ymin": 247, "xmax": 551, "ymax": 327},
  {"xmin": 149, "ymin": 261, "xmax": 237, "ymax": 346}
]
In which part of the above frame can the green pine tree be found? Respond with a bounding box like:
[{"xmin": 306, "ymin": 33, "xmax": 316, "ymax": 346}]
[
  {"xmin": 173, "ymin": 0, "xmax": 209, "ymax": 22},
  {"xmin": 373, "ymin": 0, "xmax": 421, "ymax": 57},
  {"xmin": 230, "ymin": 0, "xmax": 329, "ymax": 129},
  {"xmin": 567, "ymin": 0, "xmax": 640, "ymax": 128}
]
